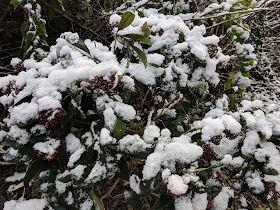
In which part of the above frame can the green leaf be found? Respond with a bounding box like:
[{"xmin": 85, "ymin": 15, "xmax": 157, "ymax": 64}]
[
  {"xmin": 116, "ymin": 157, "xmax": 129, "ymax": 180},
  {"xmin": 47, "ymin": 9, "xmax": 54, "ymax": 20},
  {"xmin": 182, "ymin": 100, "xmax": 190, "ymax": 113},
  {"xmin": 13, "ymin": 95, "xmax": 32, "ymax": 107},
  {"xmin": 191, "ymin": 133, "xmax": 201, "ymax": 142},
  {"xmin": 124, "ymin": 34, "xmax": 152, "ymax": 46},
  {"xmin": 113, "ymin": 118, "xmax": 126, "ymax": 140},
  {"xmin": 141, "ymin": 22, "xmax": 150, "ymax": 37},
  {"xmin": 69, "ymin": 119, "xmax": 90, "ymax": 129},
  {"xmin": 89, "ymin": 189, "xmax": 104, "ymax": 210},
  {"xmin": 225, "ymin": 88, "xmax": 234, "ymax": 95},
  {"xmin": 138, "ymin": 11, "xmax": 144, "ymax": 18},
  {"xmin": 24, "ymin": 158, "xmax": 48, "ymax": 186},
  {"xmin": 23, "ymin": 33, "xmax": 33, "ymax": 54},
  {"xmin": 76, "ymin": 147, "xmax": 98, "ymax": 165},
  {"xmin": 73, "ymin": 40, "xmax": 91, "ymax": 55},
  {"xmin": 131, "ymin": 45, "xmax": 148, "ymax": 68},
  {"xmin": 20, "ymin": 22, "xmax": 29, "ymax": 37},
  {"xmin": 81, "ymin": 92, "xmax": 93, "ymax": 113},
  {"xmin": 152, "ymin": 195, "xmax": 173, "ymax": 210},
  {"xmin": 110, "ymin": 74, "xmax": 122, "ymax": 90},
  {"xmin": 10, "ymin": 0, "xmax": 21, "ymax": 9},
  {"xmin": 29, "ymin": 133, "xmax": 48, "ymax": 145},
  {"xmin": 264, "ymin": 168, "xmax": 279, "ymax": 175},
  {"xmin": 118, "ymin": 11, "xmax": 135, "ymax": 31},
  {"xmin": 123, "ymin": 92, "xmax": 131, "ymax": 103},
  {"xmin": 35, "ymin": 20, "xmax": 46, "ymax": 38}
]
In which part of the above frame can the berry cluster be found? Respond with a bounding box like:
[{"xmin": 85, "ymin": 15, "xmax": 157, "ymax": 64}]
[
  {"xmin": 265, "ymin": 181, "xmax": 280, "ymax": 200},
  {"xmin": 224, "ymin": 129, "xmax": 238, "ymax": 140},
  {"xmin": 210, "ymin": 135, "xmax": 222, "ymax": 145},
  {"xmin": 202, "ymin": 144, "xmax": 218, "ymax": 162},
  {"xmin": 91, "ymin": 72, "xmax": 122, "ymax": 92},
  {"xmin": 36, "ymin": 108, "xmax": 66, "ymax": 129},
  {"xmin": 243, "ymin": 192, "xmax": 261, "ymax": 208},
  {"xmin": 162, "ymin": 178, "xmax": 184, "ymax": 198},
  {"xmin": 206, "ymin": 194, "xmax": 214, "ymax": 210},
  {"xmin": 34, "ymin": 138, "xmax": 63, "ymax": 161},
  {"xmin": 149, "ymin": 94, "xmax": 164, "ymax": 108},
  {"xmin": 0, "ymin": 80, "xmax": 23, "ymax": 97},
  {"xmin": 13, "ymin": 61, "xmax": 26, "ymax": 72}
]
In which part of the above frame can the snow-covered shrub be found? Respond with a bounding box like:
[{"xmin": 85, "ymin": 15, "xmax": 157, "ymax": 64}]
[{"xmin": 1, "ymin": 0, "xmax": 279, "ymax": 209}]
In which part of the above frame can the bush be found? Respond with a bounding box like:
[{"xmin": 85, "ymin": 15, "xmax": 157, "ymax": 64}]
[{"xmin": 1, "ymin": 0, "xmax": 280, "ymax": 209}]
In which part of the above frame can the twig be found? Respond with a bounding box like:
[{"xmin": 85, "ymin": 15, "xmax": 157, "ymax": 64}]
[
  {"xmin": 0, "ymin": 162, "xmax": 16, "ymax": 165},
  {"xmin": 140, "ymin": 89, "xmax": 150, "ymax": 114},
  {"xmin": 188, "ymin": 7, "xmax": 280, "ymax": 21},
  {"xmin": 100, "ymin": 178, "xmax": 120, "ymax": 201},
  {"xmin": 206, "ymin": 13, "xmax": 249, "ymax": 30},
  {"xmin": 40, "ymin": 1, "xmax": 110, "ymax": 45},
  {"xmin": 153, "ymin": 92, "xmax": 182, "ymax": 120}
]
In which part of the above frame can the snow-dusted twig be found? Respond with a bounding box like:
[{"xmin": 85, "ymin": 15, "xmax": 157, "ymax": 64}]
[{"xmin": 188, "ymin": 7, "xmax": 280, "ymax": 21}]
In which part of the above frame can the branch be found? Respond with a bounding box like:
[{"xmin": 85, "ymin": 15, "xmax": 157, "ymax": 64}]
[
  {"xmin": 187, "ymin": 7, "xmax": 280, "ymax": 21},
  {"xmin": 39, "ymin": 1, "xmax": 110, "ymax": 45}
]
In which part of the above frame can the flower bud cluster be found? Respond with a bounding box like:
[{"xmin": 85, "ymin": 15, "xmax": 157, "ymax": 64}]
[
  {"xmin": 36, "ymin": 108, "xmax": 66, "ymax": 129},
  {"xmin": 149, "ymin": 94, "xmax": 164, "ymax": 108},
  {"xmin": 202, "ymin": 144, "xmax": 218, "ymax": 162},
  {"xmin": 207, "ymin": 194, "xmax": 214, "ymax": 210},
  {"xmin": 265, "ymin": 181, "xmax": 280, "ymax": 201},
  {"xmin": 224, "ymin": 129, "xmax": 238, "ymax": 140},
  {"xmin": 13, "ymin": 61, "xmax": 26, "ymax": 72},
  {"xmin": 0, "ymin": 80, "xmax": 23, "ymax": 97},
  {"xmin": 243, "ymin": 191, "xmax": 261, "ymax": 208},
  {"xmin": 90, "ymin": 72, "xmax": 122, "ymax": 92},
  {"xmin": 210, "ymin": 135, "xmax": 222, "ymax": 145}
]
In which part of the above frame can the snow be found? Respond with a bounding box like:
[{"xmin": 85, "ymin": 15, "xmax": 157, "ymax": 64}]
[
  {"xmin": 85, "ymin": 161, "xmax": 107, "ymax": 183},
  {"xmin": 67, "ymin": 146, "xmax": 86, "ymax": 167},
  {"xmin": 65, "ymin": 133, "xmax": 81, "ymax": 154},
  {"xmin": 129, "ymin": 174, "xmax": 141, "ymax": 194},
  {"xmin": 10, "ymin": 58, "xmax": 22, "ymax": 67},
  {"xmin": 221, "ymin": 114, "xmax": 241, "ymax": 133},
  {"xmin": 143, "ymin": 125, "xmax": 160, "ymax": 144},
  {"xmin": 65, "ymin": 191, "xmax": 74, "ymax": 205},
  {"xmin": 231, "ymin": 156, "xmax": 244, "ymax": 168},
  {"xmin": 118, "ymin": 134, "xmax": 151, "ymax": 153},
  {"xmin": 100, "ymin": 128, "xmax": 116, "ymax": 145},
  {"xmin": 142, "ymin": 131, "xmax": 203, "ymax": 180},
  {"xmin": 174, "ymin": 196, "xmax": 193, "ymax": 210},
  {"xmin": 246, "ymin": 171, "xmax": 265, "ymax": 194},
  {"xmin": 200, "ymin": 35, "xmax": 219, "ymax": 45},
  {"xmin": 70, "ymin": 164, "xmax": 86, "ymax": 180},
  {"xmin": 103, "ymin": 107, "xmax": 117, "ymax": 130},
  {"xmin": 221, "ymin": 154, "xmax": 232, "ymax": 165},
  {"xmin": 33, "ymin": 138, "xmax": 60, "ymax": 158},
  {"xmin": 241, "ymin": 131, "xmax": 260, "ymax": 156},
  {"xmin": 192, "ymin": 193, "xmax": 208, "ymax": 210},
  {"xmin": 5, "ymin": 172, "xmax": 26, "ymax": 182},
  {"xmin": 147, "ymin": 53, "xmax": 165, "ymax": 65},
  {"xmin": 110, "ymin": 101, "xmax": 136, "ymax": 121},
  {"xmin": 167, "ymin": 174, "xmax": 189, "ymax": 195},
  {"xmin": 7, "ymin": 102, "xmax": 39, "ymax": 126},
  {"xmin": 174, "ymin": 193, "xmax": 207, "ymax": 210},
  {"xmin": 4, "ymin": 198, "xmax": 48, "ymax": 210},
  {"xmin": 213, "ymin": 187, "xmax": 234, "ymax": 210},
  {"xmin": 80, "ymin": 198, "xmax": 93, "ymax": 210},
  {"xmin": 7, "ymin": 125, "xmax": 30, "ymax": 145},
  {"xmin": 196, "ymin": 118, "xmax": 225, "ymax": 141}
]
